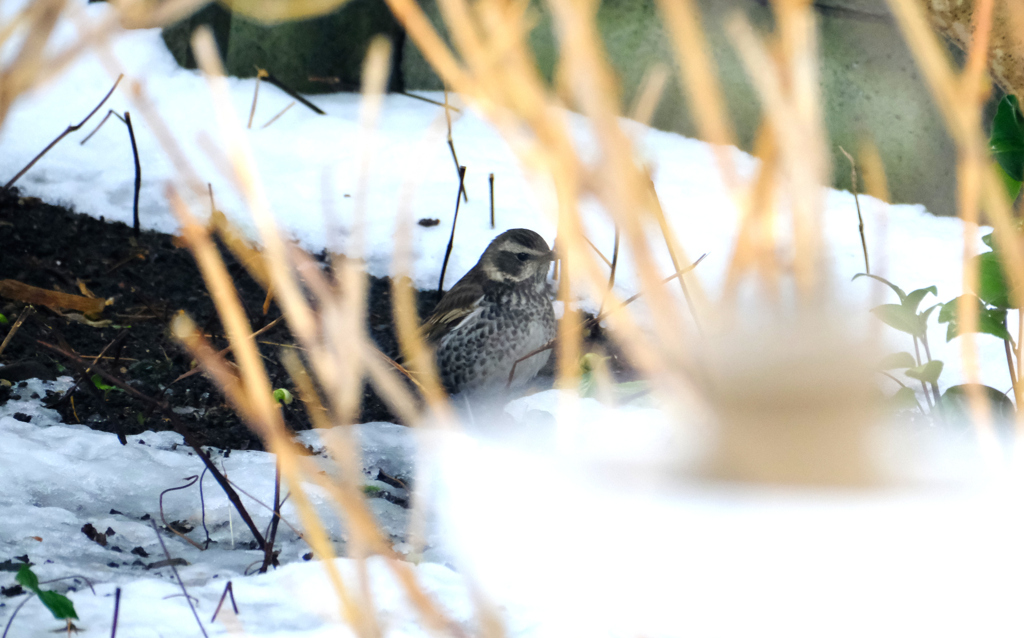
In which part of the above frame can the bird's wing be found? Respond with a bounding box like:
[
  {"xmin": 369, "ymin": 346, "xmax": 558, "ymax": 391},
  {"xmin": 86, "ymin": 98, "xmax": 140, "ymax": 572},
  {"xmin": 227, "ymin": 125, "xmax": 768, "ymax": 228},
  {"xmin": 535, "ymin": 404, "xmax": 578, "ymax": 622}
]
[{"xmin": 422, "ymin": 278, "xmax": 485, "ymax": 343}]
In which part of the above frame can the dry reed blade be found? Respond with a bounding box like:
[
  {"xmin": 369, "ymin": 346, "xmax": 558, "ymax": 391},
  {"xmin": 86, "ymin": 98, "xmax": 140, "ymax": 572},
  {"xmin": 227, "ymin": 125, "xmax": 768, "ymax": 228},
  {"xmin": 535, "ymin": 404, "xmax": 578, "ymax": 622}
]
[
  {"xmin": 168, "ymin": 189, "xmax": 372, "ymax": 636},
  {"xmin": 727, "ymin": 7, "xmax": 829, "ymax": 297},
  {"xmin": 654, "ymin": 0, "xmax": 737, "ymax": 184},
  {"xmin": 884, "ymin": 0, "xmax": 1024, "ymax": 447},
  {"xmin": 628, "ymin": 64, "xmax": 670, "ymax": 127}
]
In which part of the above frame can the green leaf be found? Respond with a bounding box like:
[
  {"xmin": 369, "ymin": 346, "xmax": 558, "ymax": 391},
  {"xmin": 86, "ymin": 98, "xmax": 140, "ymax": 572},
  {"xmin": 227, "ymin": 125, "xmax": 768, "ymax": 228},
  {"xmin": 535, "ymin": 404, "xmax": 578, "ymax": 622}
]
[
  {"xmin": 998, "ymin": 166, "xmax": 1023, "ymax": 202},
  {"xmin": 16, "ymin": 565, "xmax": 78, "ymax": 621},
  {"xmin": 939, "ymin": 384, "xmax": 1016, "ymax": 424},
  {"xmin": 853, "ymin": 273, "xmax": 907, "ymax": 302},
  {"xmin": 880, "ymin": 351, "xmax": 917, "ymax": 370},
  {"xmin": 90, "ymin": 374, "xmax": 114, "ymax": 392},
  {"xmin": 272, "ymin": 388, "xmax": 293, "ymax": 405},
  {"xmin": 940, "ymin": 295, "xmax": 1013, "ymax": 342},
  {"xmin": 0, "ymin": 313, "xmax": 8, "ymax": 325},
  {"xmin": 991, "ymin": 95, "xmax": 1024, "ymax": 182},
  {"xmin": 974, "ymin": 251, "xmax": 1014, "ymax": 309},
  {"xmin": 36, "ymin": 590, "xmax": 78, "ymax": 621},
  {"xmin": 906, "ymin": 360, "xmax": 944, "ymax": 385},
  {"xmin": 904, "ymin": 287, "xmax": 937, "ymax": 314},
  {"xmin": 15, "ymin": 564, "xmax": 39, "ymax": 591},
  {"xmin": 886, "ymin": 386, "xmax": 920, "ymax": 412},
  {"xmin": 871, "ymin": 303, "xmax": 923, "ymax": 336}
]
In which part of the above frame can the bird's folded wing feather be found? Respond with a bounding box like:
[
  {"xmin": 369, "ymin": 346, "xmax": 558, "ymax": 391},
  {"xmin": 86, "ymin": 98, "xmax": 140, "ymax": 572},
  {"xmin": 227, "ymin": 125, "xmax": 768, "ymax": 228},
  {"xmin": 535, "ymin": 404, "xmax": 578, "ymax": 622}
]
[{"xmin": 423, "ymin": 282, "xmax": 484, "ymax": 343}]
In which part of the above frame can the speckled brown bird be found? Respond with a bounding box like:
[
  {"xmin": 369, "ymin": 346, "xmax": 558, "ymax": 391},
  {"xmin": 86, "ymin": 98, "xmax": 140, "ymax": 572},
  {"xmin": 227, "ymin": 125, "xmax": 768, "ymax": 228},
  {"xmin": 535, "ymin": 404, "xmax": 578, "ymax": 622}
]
[{"xmin": 424, "ymin": 229, "xmax": 556, "ymax": 394}]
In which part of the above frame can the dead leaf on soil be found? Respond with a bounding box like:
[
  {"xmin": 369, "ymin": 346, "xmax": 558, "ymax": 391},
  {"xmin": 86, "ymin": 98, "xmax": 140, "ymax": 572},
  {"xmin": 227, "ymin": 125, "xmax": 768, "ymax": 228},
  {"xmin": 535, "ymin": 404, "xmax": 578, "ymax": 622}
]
[{"xmin": 0, "ymin": 279, "xmax": 107, "ymax": 316}]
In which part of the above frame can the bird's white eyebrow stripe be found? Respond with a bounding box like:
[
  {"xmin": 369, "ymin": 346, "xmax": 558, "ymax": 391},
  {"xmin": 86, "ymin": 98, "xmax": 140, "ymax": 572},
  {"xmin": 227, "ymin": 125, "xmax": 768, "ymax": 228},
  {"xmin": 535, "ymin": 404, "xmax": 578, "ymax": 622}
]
[{"xmin": 496, "ymin": 241, "xmax": 547, "ymax": 254}]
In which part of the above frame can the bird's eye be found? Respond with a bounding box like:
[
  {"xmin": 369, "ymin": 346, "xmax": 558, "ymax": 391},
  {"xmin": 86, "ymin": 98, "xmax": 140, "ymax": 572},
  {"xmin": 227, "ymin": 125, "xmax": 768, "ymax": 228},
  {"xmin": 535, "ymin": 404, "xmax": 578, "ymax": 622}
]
[{"xmin": 516, "ymin": 252, "xmax": 530, "ymax": 262}]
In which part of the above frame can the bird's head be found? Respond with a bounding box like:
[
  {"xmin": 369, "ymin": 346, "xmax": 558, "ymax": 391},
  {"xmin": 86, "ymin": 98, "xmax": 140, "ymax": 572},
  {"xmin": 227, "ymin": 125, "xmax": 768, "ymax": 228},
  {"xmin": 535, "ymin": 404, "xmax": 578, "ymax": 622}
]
[{"xmin": 478, "ymin": 228, "xmax": 555, "ymax": 286}]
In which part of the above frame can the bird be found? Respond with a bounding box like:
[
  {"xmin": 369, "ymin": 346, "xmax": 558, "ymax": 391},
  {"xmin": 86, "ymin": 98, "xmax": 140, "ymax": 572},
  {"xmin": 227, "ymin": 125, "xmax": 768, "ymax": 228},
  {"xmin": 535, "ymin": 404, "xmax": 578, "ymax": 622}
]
[{"xmin": 423, "ymin": 228, "xmax": 557, "ymax": 395}]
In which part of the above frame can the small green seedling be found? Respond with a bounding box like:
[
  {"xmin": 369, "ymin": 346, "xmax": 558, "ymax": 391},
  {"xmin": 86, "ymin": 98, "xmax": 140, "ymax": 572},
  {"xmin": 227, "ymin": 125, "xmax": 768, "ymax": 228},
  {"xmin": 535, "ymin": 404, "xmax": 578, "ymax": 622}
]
[
  {"xmin": 90, "ymin": 374, "xmax": 123, "ymax": 400},
  {"xmin": 272, "ymin": 388, "xmax": 293, "ymax": 405},
  {"xmin": 578, "ymin": 352, "xmax": 650, "ymax": 403},
  {"xmin": 0, "ymin": 312, "xmax": 9, "ymax": 325},
  {"xmin": 937, "ymin": 228, "xmax": 1022, "ymax": 418},
  {"xmin": 855, "ymin": 273, "xmax": 944, "ymax": 412},
  {"xmin": 15, "ymin": 564, "xmax": 78, "ymax": 625}
]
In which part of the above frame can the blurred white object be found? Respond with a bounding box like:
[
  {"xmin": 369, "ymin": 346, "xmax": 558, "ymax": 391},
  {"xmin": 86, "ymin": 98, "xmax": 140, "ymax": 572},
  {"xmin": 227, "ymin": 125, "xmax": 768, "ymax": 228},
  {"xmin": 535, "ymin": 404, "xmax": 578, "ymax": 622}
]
[{"xmin": 428, "ymin": 390, "xmax": 1024, "ymax": 638}]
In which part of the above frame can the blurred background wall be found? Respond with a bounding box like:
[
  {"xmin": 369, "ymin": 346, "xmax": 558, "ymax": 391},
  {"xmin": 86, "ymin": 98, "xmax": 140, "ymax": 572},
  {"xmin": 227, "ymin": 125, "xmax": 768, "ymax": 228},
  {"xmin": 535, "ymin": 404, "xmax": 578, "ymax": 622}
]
[{"xmin": 161, "ymin": 0, "xmax": 1004, "ymax": 218}]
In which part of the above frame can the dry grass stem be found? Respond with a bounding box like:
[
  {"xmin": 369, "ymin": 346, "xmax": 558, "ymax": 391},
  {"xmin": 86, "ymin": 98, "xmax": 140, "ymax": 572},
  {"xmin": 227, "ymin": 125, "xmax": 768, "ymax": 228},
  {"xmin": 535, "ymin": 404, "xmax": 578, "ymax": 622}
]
[
  {"xmin": 654, "ymin": 0, "xmax": 737, "ymax": 184},
  {"xmin": 261, "ymin": 101, "xmax": 296, "ymax": 129},
  {"xmin": 628, "ymin": 64, "xmax": 670, "ymax": 127}
]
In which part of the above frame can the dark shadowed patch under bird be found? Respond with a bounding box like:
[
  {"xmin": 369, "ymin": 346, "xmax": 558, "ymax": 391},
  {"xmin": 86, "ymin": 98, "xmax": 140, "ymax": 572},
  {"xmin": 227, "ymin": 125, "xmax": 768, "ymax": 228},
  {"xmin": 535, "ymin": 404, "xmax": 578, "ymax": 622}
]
[{"xmin": 424, "ymin": 228, "xmax": 557, "ymax": 394}]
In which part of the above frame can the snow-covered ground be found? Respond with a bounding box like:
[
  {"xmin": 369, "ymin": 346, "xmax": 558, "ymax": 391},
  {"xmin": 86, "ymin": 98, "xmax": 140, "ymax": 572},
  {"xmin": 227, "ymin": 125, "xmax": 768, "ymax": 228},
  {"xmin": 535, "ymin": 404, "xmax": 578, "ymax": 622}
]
[{"xmin": 4, "ymin": 1, "xmax": 1024, "ymax": 636}]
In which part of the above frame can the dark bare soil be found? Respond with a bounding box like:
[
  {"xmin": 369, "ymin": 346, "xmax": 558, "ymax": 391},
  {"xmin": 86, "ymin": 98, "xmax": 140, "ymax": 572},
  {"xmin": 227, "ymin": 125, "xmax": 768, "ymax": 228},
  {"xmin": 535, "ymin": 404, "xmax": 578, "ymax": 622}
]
[
  {"xmin": 0, "ymin": 185, "xmax": 446, "ymax": 450},
  {"xmin": 0, "ymin": 185, "xmax": 624, "ymax": 451}
]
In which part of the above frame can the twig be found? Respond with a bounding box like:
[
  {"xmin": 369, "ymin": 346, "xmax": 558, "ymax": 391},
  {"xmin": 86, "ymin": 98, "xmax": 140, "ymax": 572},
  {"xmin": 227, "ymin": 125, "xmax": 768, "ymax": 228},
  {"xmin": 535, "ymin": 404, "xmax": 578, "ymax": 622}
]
[
  {"xmin": 76, "ymin": 108, "xmax": 142, "ymax": 236},
  {"xmin": 401, "ymin": 90, "xmax": 461, "ymax": 110},
  {"xmin": 247, "ymin": 68, "xmax": 265, "ymax": 129},
  {"xmin": 170, "ymin": 316, "xmax": 285, "ymax": 385},
  {"xmin": 198, "ymin": 466, "xmax": 211, "ymax": 548},
  {"xmin": 159, "ymin": 476, "xmax": 205, "ymax": 550},
  {"xmin": 446, "ymin": 139, "xmax": 468, "ymax": 203},
  {"xmin": 218, "ymin": 477, "xmax": 305, "ymax": 540},
  {"xmin": 258, "ymin": 461, "xmax": 282, "ymax": 573},
  {"xmin": 124, "ymin": 112, "xmax": 141, "ymax": 237},
  {"xmin": 149, "ymin": 520, "xmax": 208, "ymax": 638},
  {"xmin": 489, "ymin": 173, "xmax": 495, "ymax": 228},
  {"xmin": 80, "ymin": 110, "xmax": 125, "ymax": 145},
  {"xmin": 261, "ymin": 71, "xmax": 324, "ymax": 115},
  {"xmin": 37, "ymin": 575, "xmax": 96, "ymax": 594},
  {"xmin": 110, "ymin": 588, "xmax": 121, "ymax": 638},
  {"xmin": 51, "ymin": 329, "xmax": 130, "ymax": 445},
  {"xmin": 6, "ymin": 75, "xmax": 123, "ymax": 188},
  {"xmin": 261, "ymin": 101, "xmax": 295, "ymax": 129},
  {"xmin": 839, "ymin": 146, "xmax": 870, "ymax": 274},
  {"xmin": 594, "ymin": 253, "xmax": 708, "ymax": 324},
  {"xmin": 0, "ymin": 306, "xmax": 33, "ymax": 358},
  {"xmin": 1, "ymin": 593, "xmax": 32, "ymax": 638},
  {"xmin": 582, "ymin": 235, "xmax": 612, "ymax": 267},
  {"xmin": 443, "ymin": 87, "xmax": 468, "ymax": 202},
  {"xmin": 36, "ymin": 339, "xmax": 267, "ymax": 550},
  {"xmin": 1004, "ymin": 338, "xmax": 1017, "ymax": 389},
  {"xmin": 210, "ymin": 581, "xmax": 238, "ymax": 623},
  {"xmin": 437, "ymin": 166, "xmax": 468, "ymax": 293},
  {"xmin": 597, "ymin": 226, "xmax": 620, "ymax": 317}
]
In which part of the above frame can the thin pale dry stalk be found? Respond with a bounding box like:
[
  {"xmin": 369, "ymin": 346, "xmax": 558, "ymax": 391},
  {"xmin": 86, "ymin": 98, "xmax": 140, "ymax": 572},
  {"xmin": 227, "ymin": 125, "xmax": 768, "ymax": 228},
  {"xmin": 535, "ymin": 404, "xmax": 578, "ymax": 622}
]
[
  {"xmin": 627, "ymin": 64, "xmax": 669, "ymax": 127},
  {"xmin": 191, "ymin": 27, "xmax": 318, "ymax": 342},
  {"xmin": 858, "ymin": 140, "xmax": 891, "ymax": 333},
  {"xmin": 209, "ymin": 210, "xmax": 272, "ymax": 289},
  {"xmin": 0, "ymin": 0, "xmax": 67, "ymax": 124},
  {"xmin": 278, "ymin": 358, "xmax": 461, "ymax": 637},
  {"xmin": 723, "ymin": 124, "xmax": 781, "ymax": 299},
  {"xmin": 654, "ymin": 0, "xmax": 738, "ymax": 185},
  {"xmin": 167, "ymin": 195, "xmax": 372, "ymax": 636},
  {"xmin": 544, "ymin": 0, "xmax": 703, "ymax": 376},
  {"xmin": 885, "ymin": 0, "xmax": 1024, "ymax": 448},
  {"xmin": 386, "ymin": 0, "xmax": 725, "ymax": 421},
  {"xmin": 727, "ymin": 5, "xmax": 829, "ymax": 297}
]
